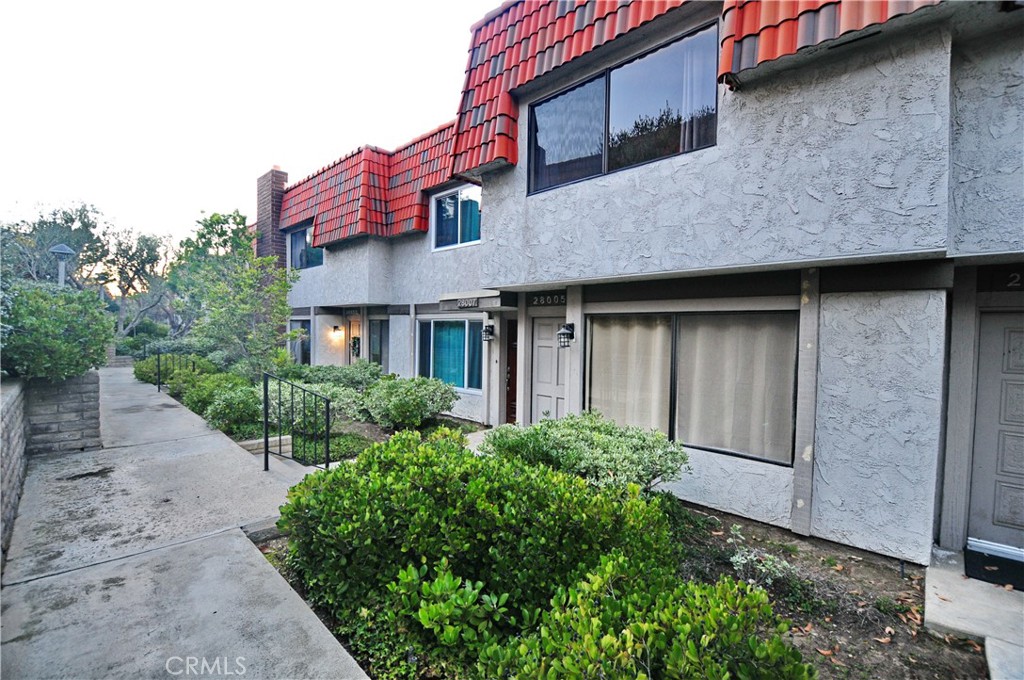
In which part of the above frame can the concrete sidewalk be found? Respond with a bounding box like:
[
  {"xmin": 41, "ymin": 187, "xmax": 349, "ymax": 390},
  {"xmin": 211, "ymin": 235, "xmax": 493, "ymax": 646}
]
[{"xmin": 1, "ymin": 367, "xmax": 367, "ymax": 679}]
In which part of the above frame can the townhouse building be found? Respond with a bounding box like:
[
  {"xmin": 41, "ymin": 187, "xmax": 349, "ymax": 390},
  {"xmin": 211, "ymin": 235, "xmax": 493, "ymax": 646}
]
[{"xmin": 256, "ymin": 0, "xmax": 1023, "ymax": 568}]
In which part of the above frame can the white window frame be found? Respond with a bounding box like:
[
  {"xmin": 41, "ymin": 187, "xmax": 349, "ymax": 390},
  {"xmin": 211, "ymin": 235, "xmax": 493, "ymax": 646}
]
[
  {"xmin": 430, "ymin": 184, "xmax": 482, "ymax": 252},
  {"xmin": 415, "ymin": 316, "xmax": 485, "ymax": 394}
]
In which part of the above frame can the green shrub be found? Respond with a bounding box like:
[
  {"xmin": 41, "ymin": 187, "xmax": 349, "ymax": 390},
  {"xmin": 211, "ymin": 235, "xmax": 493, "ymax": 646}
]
[
  {"xmin": 1, "ymin": 282, "xmax": 112, "ymax": 381},
  {"xmin": 304, "ymin": 360, "xmax": 383, "ymax": 391},
  {"xmin": 278, "ymin": 429, "xmax": 672, "ymax": 673},
  {"xmin": 481, "ymin": 411, "xmax": 690, "ymax": 491},
  {"xmin": 478, "ymin": 552, "xmax": 816, "ymax": 679},
  {"xmin": 362, "ymin": 376, "xmax": 458, "ymax": 429},
  {"xmin": 266, "ymin": 382, "xmax": 361, "ymax": 438},
  {"xmin": 182, "ymin": 372, "xmax": 250, "ymax": 416},
  {"xmin": 203, "ymin": 386, "xmax": 262, "ymax": 437},
  {"xmin": 132, "ymin": 353, "xmax": 217, "ymax": 387}
]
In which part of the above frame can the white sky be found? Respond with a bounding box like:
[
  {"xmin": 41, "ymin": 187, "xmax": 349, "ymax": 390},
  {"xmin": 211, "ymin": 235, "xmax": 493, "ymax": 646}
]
[{"xmin": 0, "ymin": 0, "xmax": 496, "ymax": 243}]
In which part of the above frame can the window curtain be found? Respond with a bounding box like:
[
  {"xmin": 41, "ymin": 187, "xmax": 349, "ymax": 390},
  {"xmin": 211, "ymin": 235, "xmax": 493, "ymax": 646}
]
[
  {"xmin": 460, "ymin": 193, "xmax": 481, "ymax": 243},
  {"xmin": 435, "ymin": 195, "xmax": 459, "ymax": 247},
  {"xmin": 674, "ymin": 312, "xmax": 797, "ymax": 462},
  {"xmin": 587, "ymin": 315, "xmax": 672, "ymax": 432},
  {"xmin": 432, "ymin": 321, "xmax": 466, "ymax": 387},
  {"xmin": 679, "ymin": 25, "xmax": 718, "ymax": 152},
  {"xmin": 467, "ymin": 322, "xmax": 483, "ymax": 389}
]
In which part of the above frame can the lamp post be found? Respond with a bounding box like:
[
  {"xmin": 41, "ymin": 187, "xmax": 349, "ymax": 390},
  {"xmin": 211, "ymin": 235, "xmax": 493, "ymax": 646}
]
[{"xmin": 48, "ymin": 243, "xmax": 76, "ymax": 288}]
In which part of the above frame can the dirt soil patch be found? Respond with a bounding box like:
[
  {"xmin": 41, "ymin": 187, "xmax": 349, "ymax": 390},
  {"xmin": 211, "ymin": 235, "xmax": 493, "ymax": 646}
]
[{"xmin": 670, "ymin": 500, "xmax": 988, "ymax": 680}]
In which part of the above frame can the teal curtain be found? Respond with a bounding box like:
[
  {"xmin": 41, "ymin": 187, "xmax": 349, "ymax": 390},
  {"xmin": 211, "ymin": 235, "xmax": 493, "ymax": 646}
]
[
  {"xmin": 432, "ymin": 321, "xmax": 466, "ymax": 387},
  {"xmin": 467, "ymin": 322, "xmax": 483, "ymax": 389},
  {"xmin": 460, "ymin": 195, "xmax": 481, "ymax": 243}
]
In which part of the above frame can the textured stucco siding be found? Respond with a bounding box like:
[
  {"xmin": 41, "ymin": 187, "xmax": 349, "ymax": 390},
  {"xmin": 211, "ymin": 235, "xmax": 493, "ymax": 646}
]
[
  {"xmin": 812, "ymin": 291, "xmax": 946, "ymax": 564},
  {"xmin": 387, "ymin": 315, "xmax": 413, "ymax": 378},
  {"xmin": 288, "ymin": 238, "xmax": 392, "ymax": 309},
  {"xmin": 389, "ymin": 232, "xmax": 485, "ymax": 304},
  {"xmin": 480, "ymin": 27, "xmax": 951, "ymax": 289},
  {"xmin": 949, "ymin": 28, "xmax": 1024, "ymax": 256},
  {"xmin": 664, "ymin": 448, "xmax": 793, "ymax": 528}
]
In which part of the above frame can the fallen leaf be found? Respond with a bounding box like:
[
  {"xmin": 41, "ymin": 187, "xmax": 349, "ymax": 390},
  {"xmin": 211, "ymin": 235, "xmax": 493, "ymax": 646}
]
[
  {"xmin": 832, "ymin": 564, "xmax": 844, "ymax": 572},
  {"xmin": 849, "ymin": 589, "xmax": 862, "ymax": 596},
  {"xmin": 848, "ymin": 555, "xmax": 863, "ymax": 562},
  {"xmin": 873, "ymin": 637, "xmax": 891, "ymax": 644},
  {"xmin": 816, "ymin": 648, "xmax": 833, "ymax": 656},
  {"xmin": 937, "ymin": 594, "xmax": 951, "ymax": 602},
  {"xmin": 984, "ymin": 565, "xmax": 999, "ymax": 571},
  {"xmin": 829, "ymin": 657, "xmax": 848, "ymax": 667},
  {"xmin": 803, "ymin": 623, "xmax": 814, "ymax": 633},
  {"xmin": 885, "ymin": 627, "xmax": 895, "ymax": 636},
  {"xmin": 857, "ymin": 601, "xmax": 868, "ymax": 607},
  {"xmin": 897, "ymin": 613, "xmax": 908, "ymax": 624},
  {"xmin": 711, "ymin": 531, "xmax": 724, "ymax": 536},
  {"xmin": 824, "ymin": 617, "xmax": 832, "ymax": 623},
  {"xmin": 909, "ymin": 574, "xmax": 923, "ymax": 580},
  {"xmin": 967, "ymin": 640, "xmax": 983, "ymax": 653},
  {"xmin": 1004, "ymin": 584, "xmax": 1014, "ymax": 591}
]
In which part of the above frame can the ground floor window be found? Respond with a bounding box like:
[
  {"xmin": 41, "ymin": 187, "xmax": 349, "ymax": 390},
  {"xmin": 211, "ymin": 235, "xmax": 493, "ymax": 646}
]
[
  {"xmin": 418, "ymin": 319, "xmax": 483, "ymax": 390},
  {"xmin": 369, "ymin": 319, "xmax": 389, "ymax": 372},
  {"xmin": 289, "ymin": 319, "xmax": 311, "ymax": 365},
  {"xmin": 587, "ymin": 311, "xmax": 798, "ymax": 464}
]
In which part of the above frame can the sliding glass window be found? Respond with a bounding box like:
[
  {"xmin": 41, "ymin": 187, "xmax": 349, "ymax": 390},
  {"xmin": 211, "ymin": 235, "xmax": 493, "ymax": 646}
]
[{"xmin": 417, "ymin": 320, "xmax": 483, "ymax": 390}]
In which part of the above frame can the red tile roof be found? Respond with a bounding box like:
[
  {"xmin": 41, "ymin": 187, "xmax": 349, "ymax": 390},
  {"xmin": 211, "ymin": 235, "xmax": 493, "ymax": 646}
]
[
  {"xmin": 280, "ymin": 122, "xmax": 456, "ymax": 247},
  {"xmin": 451, "ymin": 0, "xmax": 942, "ymax": 176},
  {"xmin": 720, "ymin": 0, "xmax": 942, "ymax": 85}
]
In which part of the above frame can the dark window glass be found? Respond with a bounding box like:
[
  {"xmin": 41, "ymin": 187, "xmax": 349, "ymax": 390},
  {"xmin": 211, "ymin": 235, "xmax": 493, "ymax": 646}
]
[
  {"xmin": 435, "ymin": 194, "xmax": 459, "ymax": 248},
  {"xmin": 290, "ymin": 227, "xmax": 323, "ymax": 269},
  {"xmin": 459, "ymin": 189, "xmax": 481, "ymax": 243},
  {"xmin": 529, "ymin": 76, "xmax": 605, "ymax": 192},
  {"xmin": 529, "ymin": 25, "xmax": 718, "ymax": 190},
  {"xmin": 290, "ymin": 320, "xmax": 311, "ymax": 365},
  {"xmin": 369, "ymin": 319, "xmax": 389, "ymax": 372},
  {"xmin": 418, "ymin": 321, "xmax": 432, "ymax": 378}
]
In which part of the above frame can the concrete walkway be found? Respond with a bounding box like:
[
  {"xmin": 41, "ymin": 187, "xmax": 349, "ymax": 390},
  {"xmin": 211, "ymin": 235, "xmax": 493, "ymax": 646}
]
[
  {"xmin": 925, "ymin": 548, "xmax": 1024, "ymax": 680},
  {"xmin": 1, "ymin": 367, "xmax": 367, "ymax": 679}
]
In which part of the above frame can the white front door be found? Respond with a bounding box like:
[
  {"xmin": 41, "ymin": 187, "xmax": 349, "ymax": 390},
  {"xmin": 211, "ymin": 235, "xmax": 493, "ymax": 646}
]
[
  {"xmin": 968, "ymin": 311, "xmax": 1024, "ymax": 558},
  {"xmin": 531, "ymin": 317, "xmax": 566, "ymax": 423}
]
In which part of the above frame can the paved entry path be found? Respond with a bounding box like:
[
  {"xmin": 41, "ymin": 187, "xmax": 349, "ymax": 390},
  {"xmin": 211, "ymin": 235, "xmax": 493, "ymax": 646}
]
[{"xmin": 1, "ymin": 367, "xmax": 367, "ymax": 680}]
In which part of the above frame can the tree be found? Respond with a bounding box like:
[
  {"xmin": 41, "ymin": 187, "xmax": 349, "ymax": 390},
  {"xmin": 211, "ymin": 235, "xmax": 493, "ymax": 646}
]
[
  {"xmin": 0, "ymin": 205, "xmax": 108, "ymax": 289},
  {"xmin": 105, "ymin": 228, "xmax": 168, "ymax": 337}
]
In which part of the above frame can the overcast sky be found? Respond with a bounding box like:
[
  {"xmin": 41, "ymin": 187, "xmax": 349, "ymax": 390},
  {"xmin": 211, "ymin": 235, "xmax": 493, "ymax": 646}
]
[{"xmin": 0, "ymin": 0, "xmax": 496, "ymax": 243}]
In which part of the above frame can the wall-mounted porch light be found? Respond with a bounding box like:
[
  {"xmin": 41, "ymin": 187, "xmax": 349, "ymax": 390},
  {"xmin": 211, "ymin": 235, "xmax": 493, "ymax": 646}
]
[
  {"xmin": 556, "ymin": 323, "xmax": 575, "ymax": 349},
  {"xmin": 332, "ymin": 325, "xmax": 344, "ymax": 338},
  {"xmin": 481, "ymin": 324, "xmax": 495, "ymax": 342}
]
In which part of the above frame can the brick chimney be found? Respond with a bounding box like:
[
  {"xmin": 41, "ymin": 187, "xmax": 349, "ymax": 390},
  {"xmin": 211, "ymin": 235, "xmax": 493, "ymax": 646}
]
[{"xmin": 256, "ymin": 166, "xmax": 288, "ymax": 266}]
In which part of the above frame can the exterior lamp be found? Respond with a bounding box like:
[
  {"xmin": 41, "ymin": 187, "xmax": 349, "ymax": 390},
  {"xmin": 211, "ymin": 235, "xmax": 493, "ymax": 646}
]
[
  {"xmin": 556, "ymin": 323, "xmax": 575, "ymax": 349},
  {"xmin": 48, "ymin": 243, "xmax": 76, "ymax": 287},
  {"xmin": 481, "ymin": 324, "xmax": 495, "ymax": 342}
]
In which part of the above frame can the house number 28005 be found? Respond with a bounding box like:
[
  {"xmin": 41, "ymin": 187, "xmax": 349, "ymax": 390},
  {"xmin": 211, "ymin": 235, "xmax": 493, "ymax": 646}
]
[{"xmin": 529, "ymin": 292, "xmax": 567, "ymax": 306}]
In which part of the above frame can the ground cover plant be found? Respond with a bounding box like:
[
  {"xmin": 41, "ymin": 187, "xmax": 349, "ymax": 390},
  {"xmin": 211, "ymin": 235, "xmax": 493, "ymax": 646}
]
[{"xmin": 277, "ymin": 428, "xmax": 814, "ymax": 678}]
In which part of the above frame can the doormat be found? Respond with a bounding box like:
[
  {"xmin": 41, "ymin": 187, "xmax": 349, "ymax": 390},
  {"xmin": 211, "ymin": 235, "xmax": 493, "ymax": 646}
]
[{"xmin": 964, "ymin": 548, "xmax": 1024, "ymax": 591}]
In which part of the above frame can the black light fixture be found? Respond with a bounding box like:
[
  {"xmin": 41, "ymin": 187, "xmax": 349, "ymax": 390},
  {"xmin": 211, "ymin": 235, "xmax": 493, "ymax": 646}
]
[
  {"xmin": 481, "ymin": 324, "xmax": 495, "ymax": 342},
  {"xmin": 556, "ymin": 323, "xmax": 575, "ymax": 349}
]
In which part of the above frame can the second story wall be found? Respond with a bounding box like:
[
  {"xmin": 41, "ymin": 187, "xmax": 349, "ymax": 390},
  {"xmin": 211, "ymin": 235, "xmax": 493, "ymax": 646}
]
[{"xmin": 478, "ymin": 20, "xmax": 954, "ymax": 289}]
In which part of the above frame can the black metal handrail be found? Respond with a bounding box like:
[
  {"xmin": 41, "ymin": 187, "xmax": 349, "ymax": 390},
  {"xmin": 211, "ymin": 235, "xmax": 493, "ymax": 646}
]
[
  {"xmin": 262, "ymin": 372, "xmax": 332, "ymax": 471},
  {"xmin": 155, "ymin": 352, "xmax": 196, "ymax": 393}
]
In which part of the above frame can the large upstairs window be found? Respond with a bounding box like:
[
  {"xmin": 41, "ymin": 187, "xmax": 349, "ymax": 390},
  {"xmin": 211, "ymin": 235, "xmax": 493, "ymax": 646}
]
[{"xmin": 529, "ymin": 25, "xmax": 717, "ymax": 193}]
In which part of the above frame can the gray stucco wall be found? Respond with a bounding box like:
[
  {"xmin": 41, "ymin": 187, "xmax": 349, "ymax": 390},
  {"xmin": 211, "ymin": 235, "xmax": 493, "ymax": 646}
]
[
  {"xmin": 949, "ymin": 27, "xmax": 1024, "ymax": 256},
  {"xmin": 812, "ymin": 291, "xmax": 946, "ymax": 564},
  {"xmin": 663, "ymin": 448, "xmax": 793, "ymax": 528},
  {"xmin": 480, "ymin": 27, "xmax": 952, "ymax": 289},
  {"xmin": 288, "ymin": 237, "xmax": 392, "ymax": 309},
  {"xmin": 389, "ymin": 231, "xmax": 484, "ymax": 304}
]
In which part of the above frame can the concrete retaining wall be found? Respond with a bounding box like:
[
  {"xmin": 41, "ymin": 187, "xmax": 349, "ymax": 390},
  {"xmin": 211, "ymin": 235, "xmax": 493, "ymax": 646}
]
[
  {"xmin": 25, "ymin": 371, "xmax": 102, "ymax": 455},
  {"xmin": 1, "ymin": 378, "xmax": 27, "ymax": 568}
]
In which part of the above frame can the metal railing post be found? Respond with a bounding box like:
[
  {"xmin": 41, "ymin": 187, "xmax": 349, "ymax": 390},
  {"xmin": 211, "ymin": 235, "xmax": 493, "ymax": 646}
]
[
  {"xmin": 263, "ymin": 373, "xmax": 270, "ymax": 472},
  {"xmin": 324, "ymin": 398, "xmax": 331, "ymax": 469},
  {"xmin": 156, "ymin": 352, "xmax": 162, "ymax": 392}
]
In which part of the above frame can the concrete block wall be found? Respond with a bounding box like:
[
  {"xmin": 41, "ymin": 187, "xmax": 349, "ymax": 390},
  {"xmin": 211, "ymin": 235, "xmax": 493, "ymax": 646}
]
[
  {"xmin": 25, "ymin": 371, "xmax": 102, "ymax": 455},
  {"xmin": 1, "ymin": 379, "xmax": 27, "ymax": 567}
]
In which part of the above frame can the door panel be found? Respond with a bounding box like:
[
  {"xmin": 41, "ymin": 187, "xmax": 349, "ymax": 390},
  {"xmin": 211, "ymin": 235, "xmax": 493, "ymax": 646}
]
[
  {"xmin": 969, "ymin": 312, "xmax": 1024, "ymax": 550},
  {"xmin": 531, "ymin": 318, "xmax": 566, "ymax": 423}
]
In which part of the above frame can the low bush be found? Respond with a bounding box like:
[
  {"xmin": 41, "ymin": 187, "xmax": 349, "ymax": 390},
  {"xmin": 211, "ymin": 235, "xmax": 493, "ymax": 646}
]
[
  {"xmin": 278, "ymin": 428, "xmax": 673, "ymax": 675},
  {"xmin": 362, "ymin": 376, "xmax": 458, "ymax": 429},
  {"xmin": 267, "ymin": 382, "xmax": 362, "ymax": 438},
  {"xmin": 1, "ymin": 282, "xmax": 112, "ymax": 381},
  {"xmin": 304, "ymin": 360, "xmax": 383, "ymax": 391},
  {"xmin": 479, "ymin": 552, "xmax": 815, "ymax": 679},
  {"xmin": 203, "ymin": 385, "xmax": 262, "ymax": 438},
  {"xmin": 182, "ymin": 372, "xmax": 250, "ymax": 416},
  {"xmin": 480, "ymin": 411, "xmax": 689, "ymax": 491},
  {"xmin": 133, "ymin": 354, "xmax": 217, "ymax": 386}
]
